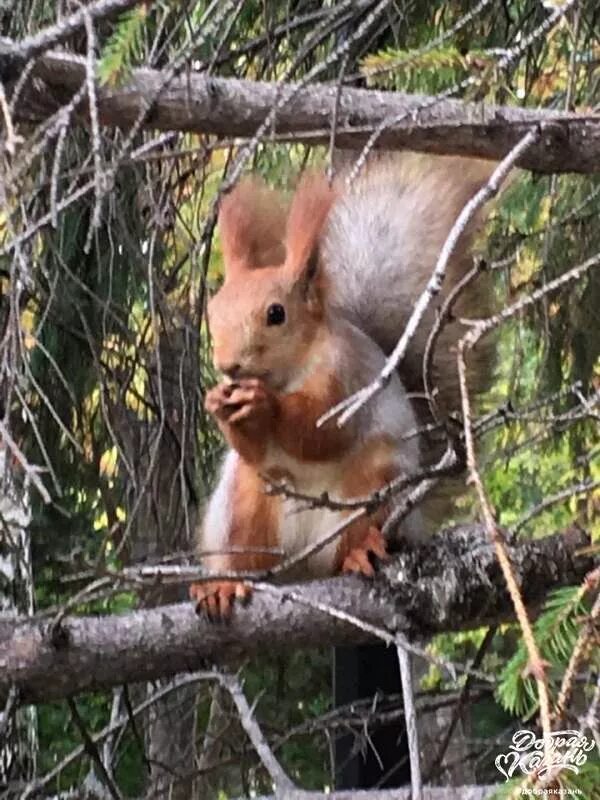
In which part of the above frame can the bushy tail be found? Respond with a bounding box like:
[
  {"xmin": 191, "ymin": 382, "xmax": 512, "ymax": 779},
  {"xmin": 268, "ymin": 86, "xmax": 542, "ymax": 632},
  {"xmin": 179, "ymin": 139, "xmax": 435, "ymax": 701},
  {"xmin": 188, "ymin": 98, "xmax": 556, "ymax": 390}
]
[{"xmin": 322, "ymin": 152, "xmax": 495, "ymax": 417}]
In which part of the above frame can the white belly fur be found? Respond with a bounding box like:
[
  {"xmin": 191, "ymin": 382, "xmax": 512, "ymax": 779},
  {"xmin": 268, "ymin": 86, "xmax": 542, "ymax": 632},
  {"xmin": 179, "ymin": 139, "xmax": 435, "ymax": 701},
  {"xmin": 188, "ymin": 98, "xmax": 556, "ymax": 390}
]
[{"xmin": 265, "ymin": 446, "xmax": 347, "ymax": 579}]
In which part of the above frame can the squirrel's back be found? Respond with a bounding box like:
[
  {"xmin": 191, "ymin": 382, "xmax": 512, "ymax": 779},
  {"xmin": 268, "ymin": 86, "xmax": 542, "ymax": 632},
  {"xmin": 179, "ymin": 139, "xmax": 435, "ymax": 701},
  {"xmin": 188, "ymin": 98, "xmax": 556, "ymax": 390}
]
[{"xmin": 321, "ymin": 153, "xmax": 495, "ymax": 420}]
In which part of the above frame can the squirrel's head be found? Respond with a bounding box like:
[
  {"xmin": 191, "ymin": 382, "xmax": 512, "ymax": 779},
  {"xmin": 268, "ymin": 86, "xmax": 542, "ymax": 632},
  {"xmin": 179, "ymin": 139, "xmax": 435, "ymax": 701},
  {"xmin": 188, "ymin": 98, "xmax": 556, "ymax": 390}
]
[{"xmin": 208, "ymin": 173, "xmax": 335, "ymax": 391}]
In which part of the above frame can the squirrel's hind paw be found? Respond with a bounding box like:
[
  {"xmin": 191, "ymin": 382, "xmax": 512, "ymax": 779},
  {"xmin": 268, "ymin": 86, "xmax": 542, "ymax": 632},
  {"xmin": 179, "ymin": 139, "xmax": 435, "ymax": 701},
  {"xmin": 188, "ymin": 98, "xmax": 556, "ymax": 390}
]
[
  {"xmin": 341, "ymin": 526, "xmax": 388, "ymax": 578},
  {"xmin": 189, "ymin": 580, "xmax": 251, "ymax": 622}
]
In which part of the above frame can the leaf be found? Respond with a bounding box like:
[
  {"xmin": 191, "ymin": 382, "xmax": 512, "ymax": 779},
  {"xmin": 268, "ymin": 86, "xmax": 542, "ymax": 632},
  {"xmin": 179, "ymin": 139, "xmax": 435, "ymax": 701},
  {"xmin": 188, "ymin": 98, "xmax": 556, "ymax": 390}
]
[
  {"xmin": 97, "ymin": 7, "xmax": 148, "ymax": 87},
  {"xmin": 360, "ymin": 45, "xmax": 498, "ymax": 96},
  {"xmin": 496, "ymin": 585, "xmax": 591, "ymax": 717}
]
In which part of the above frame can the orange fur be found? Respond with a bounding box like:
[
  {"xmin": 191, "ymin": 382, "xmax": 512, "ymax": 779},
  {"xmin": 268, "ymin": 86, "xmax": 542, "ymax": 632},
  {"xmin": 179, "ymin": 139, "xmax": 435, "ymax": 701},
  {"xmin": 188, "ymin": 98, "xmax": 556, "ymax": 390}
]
[
  {"xmin": 205, "ymin": 379, "xmax": 274, "ymax": 465},
  {"xmin": 275, "ymin": 371, "xmax": 351, "ymax": 462},
  {"xmin": 206, "ymin": 369, "xmax": 351, "ymax": 467},
  {"xmin": 285, "ymin": 172, "xmax": 336, "ymax": 277},
  {"xmin": 190, "ymin": 460, "xmax": 281, "ymax": 618},
  {"xmin": 340, "ymin": 527, "xmax": 388, "ymax": 577},
  {"xmin": 336, "ymin": 436, "xmax": 400, "ymax": 570},
  {"xmin": 212, "ymin": 461, "xmax": 281, "ymax": 572},
  {"xmin": 218, "ymin": 177, "xmax": 287, "ymax": 275}
]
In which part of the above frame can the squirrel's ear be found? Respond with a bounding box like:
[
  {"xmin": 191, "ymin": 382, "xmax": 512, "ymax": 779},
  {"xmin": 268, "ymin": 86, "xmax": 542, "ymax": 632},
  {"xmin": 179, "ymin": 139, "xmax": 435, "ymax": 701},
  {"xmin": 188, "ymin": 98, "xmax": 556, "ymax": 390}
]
[
  {"xmin": 218, "ymin": 177, "xmax": 287, "ymax": 277},
  {"xmin": 284, "ymin": 172, "xmax": 335, "ymax": 282}
]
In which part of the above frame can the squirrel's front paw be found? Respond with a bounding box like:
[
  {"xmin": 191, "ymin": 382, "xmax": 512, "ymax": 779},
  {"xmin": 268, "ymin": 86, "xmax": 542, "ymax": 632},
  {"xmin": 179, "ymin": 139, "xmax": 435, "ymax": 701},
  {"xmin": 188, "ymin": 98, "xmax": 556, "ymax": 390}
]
[
  {"xmin": 205, "ymin": 379, "xmax": 275, "ymax": 428},
  {"xmin": 205, "ymin": 382, "xmax": 236, "ymax": 421},
  {"xmin": 190, "ymin": 580, "xmax": 251, "ymax": 622}
]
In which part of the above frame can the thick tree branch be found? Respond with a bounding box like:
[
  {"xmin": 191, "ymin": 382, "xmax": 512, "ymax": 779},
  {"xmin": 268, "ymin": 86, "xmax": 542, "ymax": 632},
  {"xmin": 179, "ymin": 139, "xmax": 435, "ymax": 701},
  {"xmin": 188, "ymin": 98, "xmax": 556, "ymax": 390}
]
[
  {"xmin": 0, "ymin": 526, "xmax": 594, "ymax": 705},
  {"xmin": 3, "ymin": 49, "xmax": 600, "ymax": 173}
]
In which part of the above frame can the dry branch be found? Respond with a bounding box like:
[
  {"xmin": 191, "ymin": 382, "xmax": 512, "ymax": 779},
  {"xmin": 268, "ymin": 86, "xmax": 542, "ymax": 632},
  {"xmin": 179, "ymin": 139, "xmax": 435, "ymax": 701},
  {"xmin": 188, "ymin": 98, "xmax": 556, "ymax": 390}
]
[
  {"xmin": 2, "ymin": 49, "xmax": 600, "ymax": 173},
  {"xmin": 0, "ymin": 526, "xmax": 594, "ymax": 705},
  {"xmin": 251, "ymin": 788, "xmax": 495, "ymax": 800},
  {"xmin": 0, "ymin": 2, "xmax": 142, "ymax": 62}
]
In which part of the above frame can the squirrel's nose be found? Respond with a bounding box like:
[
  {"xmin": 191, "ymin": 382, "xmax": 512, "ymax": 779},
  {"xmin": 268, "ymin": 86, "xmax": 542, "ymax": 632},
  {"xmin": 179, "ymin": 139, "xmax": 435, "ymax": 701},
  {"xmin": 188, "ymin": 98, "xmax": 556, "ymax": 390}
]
[{"xmin": 221, "ymin": 363, "xmax": 241, "ymax": 380}]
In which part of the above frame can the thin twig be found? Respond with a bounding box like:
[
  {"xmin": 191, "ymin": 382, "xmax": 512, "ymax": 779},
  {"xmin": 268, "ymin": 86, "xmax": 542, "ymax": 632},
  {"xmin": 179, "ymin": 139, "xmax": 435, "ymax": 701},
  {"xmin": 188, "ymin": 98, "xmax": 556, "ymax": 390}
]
[
  {"xmin": 82, "ymin": 8, "xmax": 103, "ymax": 254},
  {"xmin": 326, "ymin": 51, "xmax": 349, "ymax": 182},
  {"xmin": 67, "ymin": 697, "xmax": 123, "ymax": 800},
  {"xmin": 0, "ymin": 418, "xmax": 51, "ymax": 503},
  {"xmin": 21, "ymin": 672, "xmax": 217, "ymax": 799},
  {"xmin": 264, "ymin": 451, "xmax": 459, "ymax": 514},
  {"xmin": 396, "ymin": 645, "xmax": 422, "ymax": 800},
  {"xmin": 510, "ymin": 478, "xmax": 600, "ymax": 537},
  {"xmin": 381, "ymin": 445, "xmax": 458, "ymax": 538},
  {"xmin": 0, "ymin": 684, "xmax": 19, "ymax": 741},
  {"xmin": 254, "ymin": 582, "xmax": 493, "ymax": 683},
  {"xmin": 424, "ymin": 626, "xmax": 497, "ymax": 782},
  {"xmin": 422, "ymin": 257, "xmax": 488, "ymax": 422},
  {"xmin": 3, "ymin": 0, "xmax": 143, "ymax": 62},
  {"xmin": 459, "ymin": 328, "xmax": 554, "ymax": 756},
  {"xmin": 446, "ymin": 140, "xmax": 600, "ymax": 770},
  {"xmin": 556, "ymin": 568, "xmax": 600, "ymax": 720},
  {"xmin": 218, "ymin": 672, "xmax": 295, "ymax": 793},
  {"xmin": 0, "ymin": 79, "xmax": 21, "ymax": 155}
]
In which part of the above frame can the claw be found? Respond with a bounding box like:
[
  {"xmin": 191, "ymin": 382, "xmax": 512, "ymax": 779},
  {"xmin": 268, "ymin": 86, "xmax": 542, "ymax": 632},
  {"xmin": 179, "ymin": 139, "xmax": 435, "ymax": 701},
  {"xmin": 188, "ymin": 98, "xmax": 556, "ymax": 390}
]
[
  {"xmin": 341, "ymin": 526, "xmax": 388, "ymax": 577},
  {"xmin": 343, "ymin": 549, "xmax": 375, "ymax": 577},
  {"xmin": 189, "ymin": 580, "xmax": 252, "ymax": 622},
  {"xmin": 205, "ymin": 380, "xmax": 273, "ymax": 428}
]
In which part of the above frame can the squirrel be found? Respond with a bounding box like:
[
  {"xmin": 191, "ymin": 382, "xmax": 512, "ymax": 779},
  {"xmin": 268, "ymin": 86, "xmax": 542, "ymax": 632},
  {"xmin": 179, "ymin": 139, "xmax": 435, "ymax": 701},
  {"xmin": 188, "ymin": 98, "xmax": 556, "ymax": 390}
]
[{"xmin": 190, "ymin": 153, "xmax": 495, "ymax": 619}]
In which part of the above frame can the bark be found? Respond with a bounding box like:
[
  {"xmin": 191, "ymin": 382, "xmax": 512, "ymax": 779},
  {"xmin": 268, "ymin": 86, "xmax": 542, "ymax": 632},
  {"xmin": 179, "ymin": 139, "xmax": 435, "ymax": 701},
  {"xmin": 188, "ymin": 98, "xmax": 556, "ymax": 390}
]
[
  {"xmin": 0, "ymin": 526, "xmax": 594, "ymax": 705},
  {"xmin": 0, "ymin": 1, "xmax": 141, "ymax": 62},
  {"xmin": 0, "ymin": 451, "xmax": 37, "ymax": 783},
  {"xmin": 252, "ymin": 788, "xmax": 496, "ymax": 800},
  {"xmin": 1, "ymin": 49, "xmax": 599, "ymax": 173}
]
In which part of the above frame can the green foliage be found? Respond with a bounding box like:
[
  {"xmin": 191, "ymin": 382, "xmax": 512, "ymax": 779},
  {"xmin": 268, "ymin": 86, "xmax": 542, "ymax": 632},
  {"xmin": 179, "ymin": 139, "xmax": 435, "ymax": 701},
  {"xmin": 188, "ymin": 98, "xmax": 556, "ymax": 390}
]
[
  {"xmin": 560, "ymin": 758, "xmax": 600, "ymax": 800},
  {"xmin": 496, "ymin": 586, "xmax": 593, "ymax": 718},
  {"xmin": 362, "ymin": 45, "xmax": 500, "ymax": 96},
  {"xmin": 487, "ymin": 758, "xmax": 600, "ymax": 800},
  {"xmin": 423, "ymin": 628, "xmax": 490, "ymax": 690},
  {"xmin": 98, "ymin": 6, "xmax": 149, "ymax": 87},
  {"xmin": 38, "ymin": 694, "xmax": 147, "ymax": 796},
  {"xmin": 38, "ymin": 696, "xmax": 109, "ymax": 790},
  {"xmin": 481, "ymin": 169, "xmax": 600, "ymax": 543}
]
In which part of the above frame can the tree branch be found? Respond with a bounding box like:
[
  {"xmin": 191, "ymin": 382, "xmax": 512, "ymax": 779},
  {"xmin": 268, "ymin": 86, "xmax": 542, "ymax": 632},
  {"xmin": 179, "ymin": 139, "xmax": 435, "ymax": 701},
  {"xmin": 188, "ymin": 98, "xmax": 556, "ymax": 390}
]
[
  {"xmin": 0, "ymin": 526, "xmax": 594, "ymax": 705},
  {"xmin": 0, "ymin": 1, "xmax": 143, "ymax": 62},
  {"xmin": 250, "ymin": 788, "xmax": 496, "ymax": 800},
  {"xmin": 3, "ymin": 49, "xmax": 600, "ymax": 174}
]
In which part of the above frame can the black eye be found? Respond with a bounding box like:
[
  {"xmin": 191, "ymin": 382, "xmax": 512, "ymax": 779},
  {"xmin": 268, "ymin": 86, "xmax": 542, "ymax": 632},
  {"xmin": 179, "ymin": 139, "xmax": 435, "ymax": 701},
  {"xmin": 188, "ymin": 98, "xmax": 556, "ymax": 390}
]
[{"xmin": 266, "ymin": 303, "xmax": 286, "ymax": 326}]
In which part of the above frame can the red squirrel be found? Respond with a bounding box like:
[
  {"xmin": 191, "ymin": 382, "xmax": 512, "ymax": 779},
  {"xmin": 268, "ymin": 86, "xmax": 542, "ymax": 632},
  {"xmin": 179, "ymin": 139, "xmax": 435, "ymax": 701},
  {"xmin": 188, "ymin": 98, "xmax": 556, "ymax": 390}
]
[{"xmin": 190, "ymin": 154, "xmax": 495, "ymax": 619}]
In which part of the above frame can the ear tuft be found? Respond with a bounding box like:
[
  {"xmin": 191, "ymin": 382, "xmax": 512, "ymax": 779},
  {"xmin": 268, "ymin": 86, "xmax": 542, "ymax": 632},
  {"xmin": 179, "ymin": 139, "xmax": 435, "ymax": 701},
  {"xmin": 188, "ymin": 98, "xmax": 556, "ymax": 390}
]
[
  {"xmin": 285, "ymin": 172, "xmax": 336, "ymax": 277},
  {"xmin": 218, "ymin": 177, "xmax": 287, "ymax": 276}
]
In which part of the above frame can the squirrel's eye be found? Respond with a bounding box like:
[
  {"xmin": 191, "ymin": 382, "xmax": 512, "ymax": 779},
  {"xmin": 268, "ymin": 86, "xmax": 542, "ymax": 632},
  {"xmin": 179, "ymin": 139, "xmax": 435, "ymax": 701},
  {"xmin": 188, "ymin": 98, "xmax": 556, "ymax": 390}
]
[{"xmin": 266, "ymin": 303, "xmax": 286, "ymax": 326}]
